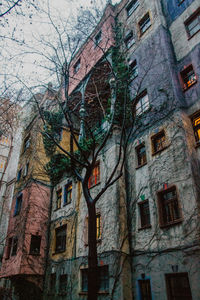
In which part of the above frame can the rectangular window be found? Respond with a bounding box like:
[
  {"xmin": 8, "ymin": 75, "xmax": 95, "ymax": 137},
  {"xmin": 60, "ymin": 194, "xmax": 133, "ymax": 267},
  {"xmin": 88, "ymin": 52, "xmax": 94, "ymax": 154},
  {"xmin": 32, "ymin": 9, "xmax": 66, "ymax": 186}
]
[
  {"xmin": 138, "ymin": 200, "xmax": 151, "ymax": 229},
  {"xmin": 59, "ymin": 274, "xmax": 68, "ymax": 294},
  {"xmin": 96, "ymin": 214, "xmax": 101, "ymax": 240},
  {"xmin": 138, "ymin": 279, "xmax": 152, "ymax": 300},
  {"xmin": 64, "ymin": 182, "xmax": 72, "ymax": 205},
  {"xmin": 84, "ymin": 214, "xmax": 102, "ymax": 245},
  {"xmin": 81, "ymin": 266, "xmax": 109, "ymax": 293},
  {"xmin": 56, "ymin": 189, "xmax": 62, "ymax": 210},
  {"xmin": 0, "ymin": 156, "xmax": 6, "ymax": 173},
  {"xmin": 11, "ymin": 237, "xmax": 18, "ymax": 256},
  {"xmin": 24, "ymin": 163, "xmax": 29, "ymax": 177},
  {"xmin": 5, "ymin": 237, "xmax": 12, "ymax": 259},
  {"xmin": 55, "ymin": 225, "xmax": 66, "ymax": 253},
  {"xmin": 151, "ymin": 130, "xmax": 166, "ymax": 154},
  {"xmin": 29, "ymin": 235, "xmax": 41, "ymax": 255},
  {"xmin": 158, "ymin": 186, "xmax": 182, "ymax": 227},
  {"xmin": 17, "ymin": 168, "xmax": 22, "ymax": 182},
  {"xmin": 126, "ymin": 0, "xmax": 139, "ymax": 17},
  {"xmin": 191, "ymin": 112, "xmax": 200, "ymax": 143},
  {"xmin": 124, "ymin": 31, "xmax": 135, "ymax": 49},
  {"xmin": 95, "ymin": 31, "xmax": 101, "ymax": 46},
  {"xmin": 185, "ymin": 8, "xmax": 200, "ymax": 38},
  {"xmin": 136, "ymin": 143, "xmax": 147, "ymax": 167},
  {"xmin": 139, "ymin": 13, "xmax": 151, "ymax": 35},
  {"xmin": 129, "ymin": 60, "xmax": 138, "ymax": 80},
  {"xmin": 74, "ymin": 58, "xmax": 81, "ymax": 74},
  {"xmin": 14, "ymin": 194, "xmax": 23, "ymax": 216},
  {"xmin": 180, "ymin": 65, "xmax": 197, "ymax": 91},
  {"xmin": 88, "ymin": 162, "xmax": 100, "ymax": 188},
  {"xmin": 23, "ymin": 135, "xmax": 30, "ymax": 152},
  {"xmin": 165, "ymin": 273, "xmax": 192, "ymax": 300},
  {"xmin": 50, "ymin": 273, "xmax": 56, "ymax": 293},
  {"xmin": 135, "ymin": 92, "xmax": 150, "ymax": 116}
]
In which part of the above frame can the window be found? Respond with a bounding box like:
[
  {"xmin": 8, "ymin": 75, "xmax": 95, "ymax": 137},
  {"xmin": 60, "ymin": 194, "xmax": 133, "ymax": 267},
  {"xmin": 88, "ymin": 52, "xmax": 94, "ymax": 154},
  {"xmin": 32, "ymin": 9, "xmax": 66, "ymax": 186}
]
[
  {"xmin": 81, "ymin": 266, "xmax": 109, "ymax": 293},
  {"xmin": 138, "ymin": 279, "xmax": 152, "ymax": 300},
  {"xmin": 165, "ymin": 273, "xmax": 192, "ymax": 300},
  {"xmin": 11, "ymin": 237, "xmax": 18, "ymax": 256},
  {"xmin": 136, "ymin": 143, "xmax": 147, "ymax": 167},
  {"xmin": 5, "ymin": 238, "xmax": 12, "ymax": 259},
  {"xmin": 185, "ymin": 8, "xmax": 200, "ymax": 38},
  {"xmin": 23, "ymin": 135, "xmax": 30, "ymax": 152},
  {"xmin": 64, "ymin": 182, "xmax": 72, "ymax": 205},
  {"xmin": 74, "ymin": 58, "xmax": 81, "ymax": 74},
  {"xmin": 191, "ymin": 112, "xmax": 200, "ymax": 143},
  {"xmin": 24, "ymin": 163, "xmax": 29, "ymax": 177},
  {"xmin": 124, "ymin": 30, "xmax": 135, "ymax": 49},
  {"xmin": 49, "ymin": 273, "xmax": 56, "ymax": 293},
  {"xmin": 95, "ymin": 31, "xmax": 101, "ymax": 46},
  {"xmin": 180, "ymin": 65, "xmax": 197, "ymax": 91},
  {"xmin": 88, "ymin": 162, "xmax": 100, "ymax": 188},
  {"xmin": 151, "ymin": 130, "xmax": 166, "ymax": 154},
  {"xmin": 139, "ymin": 13, "xmax": 151, "ymax": 36},
  {"xmin": 129, "ymin": 60, "xmax": 138, "ymax": 80},
  {"xmin": 0, "ymin": 136, "xmax": 10, "ymax": 146},
  {"xmin": 56, "ymin": 189, "xmax": 62, "ymax": 210},
  {"xmin": 138, "ymin": 200, "xmax": 151, "ymax": 229},
  {"xmin": 0, "ymin": 156, "xmax": 6, "ymax": 173},
  {"xmin": 59, "ymin": 274, "xmax": 68, "ymax": 294},
  {"xmin": 29, "ymin": 235, "xmax": 41, "ymax": 255},
  {"xmin": 157, "ymin": 186, "xmax": 182, "ymax": 227},
  {"xmin": 135, "ymin": 92, "xmax": 150, "ymax": 116},
  {"xmin": 84, "ymin": 214, "xmax": 102, "ymax": 245},
  {"xmin": 14, "ymin": 194, "xmax": 22, "ymax": 216},
  {"xmin": 55, "ymin": 225, "xmax": 66, "ymax": 253},
  {"xmin": 17, "ymin": 168, "xmax": 22, "ymax": 182},
  {"xmin": 126, "ymin": 0, "xmax": 139, "ymax": 17}
]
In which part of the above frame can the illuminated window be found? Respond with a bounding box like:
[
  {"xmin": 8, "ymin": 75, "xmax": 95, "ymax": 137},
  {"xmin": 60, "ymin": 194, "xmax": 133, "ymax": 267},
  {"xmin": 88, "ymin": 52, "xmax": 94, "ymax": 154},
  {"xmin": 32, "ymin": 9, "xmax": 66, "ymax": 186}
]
[
  {"xmin": 56, "ymin": 189, "xmax": 62, "ymax": 209},
  {"xmin": 180, "ymin": 65, "xmax": 197, "ymax": 91},
  {"xmin": 136, "ymin": 143, "xmax": 147, "ymax": 167},
  {"xmin": 191, "ymin": 113, "xmax": 200, "ymax": 142},
  {"xmin": 135, "ymin": 91, "xmax": 150, "ymax": 116},
  {"xmin": 151, "ymin": 130, "xmax": 166, "ymax": 154},
  {"xmin": 95, "ymin": 31, "xmax": 102, "ymax": 46},
  {"xmin": 14, "ymin": 194, "xmax": 22, "ymax": 216},
  {"xmin": 74, "ymin": 58, "xmax": 81, "ymax": 74},
  {"xmin": 157, "ymin": 186, "xmax": 182, "ymax": 227},
  {"xmin": 81, "ymin": 266, "xmax": 109, "ymax": 293},
  {"xmin": 185, "ymin": 8, "xmax": 200, "ymax": 38},
  {"xmin": 124, "ymin": 30, "xmax": 135, "ymax": 49},
  {"xmin": 88, "ymin": 162, "xmax": 100, "ymax": 188},
  {"xmin": 64, "ymin": 182, "xmax": 72, "ymax": 205},
  {"xmin": 165, "ymin": 273, "xmax": 192, "ymax": 300},
  {"xmin": 138, "ymin": 279, "xmax": 152, "ymax": 300},
  {"xmin": 139, "ymin": 13, "xmax": 151, "ymax": 36},
  {"xmin": 85, "ymin": 214, "xmax": 102, "ymax": 245},
  {"xmin": 129, "ymin": 60, "xmax": 138, "ymax": 80},
  {"xmin": 126, "ymin": 0, "xmax": 139, "ymax": 17},
  {"xmin": 55, "ymin": 225, "xmax": 66, "ymax": 253},
  {"xmin": 29, "ymin": 235, "xmax": 41, "ymax": 255},
  {"xmin": 138, "ymin": 200, "xmax": 151, "ymax": 229}
]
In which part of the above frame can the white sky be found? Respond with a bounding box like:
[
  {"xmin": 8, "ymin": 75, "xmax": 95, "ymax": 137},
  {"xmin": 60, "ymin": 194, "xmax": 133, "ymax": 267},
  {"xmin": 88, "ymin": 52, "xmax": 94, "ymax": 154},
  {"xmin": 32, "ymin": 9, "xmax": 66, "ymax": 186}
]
[{"xmin": 0, "ymin": 0, "xmax": 120, "ymax": 100}]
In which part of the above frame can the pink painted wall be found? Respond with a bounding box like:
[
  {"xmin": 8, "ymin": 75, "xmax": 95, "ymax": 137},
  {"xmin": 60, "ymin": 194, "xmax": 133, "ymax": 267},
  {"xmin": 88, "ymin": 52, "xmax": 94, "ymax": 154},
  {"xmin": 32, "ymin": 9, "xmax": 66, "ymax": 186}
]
[{"xmin": 0, "ymin": 182, "xmax": 50, "ymax": 277}]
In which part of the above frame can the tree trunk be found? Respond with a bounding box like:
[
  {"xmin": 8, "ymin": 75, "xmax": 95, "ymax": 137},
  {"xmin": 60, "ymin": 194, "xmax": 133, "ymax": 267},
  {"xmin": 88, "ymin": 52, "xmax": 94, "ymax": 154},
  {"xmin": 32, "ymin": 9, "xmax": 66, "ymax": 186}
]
[{"xmin": 87, "ymin": 203, "xmax": 98, "ymax": 300}]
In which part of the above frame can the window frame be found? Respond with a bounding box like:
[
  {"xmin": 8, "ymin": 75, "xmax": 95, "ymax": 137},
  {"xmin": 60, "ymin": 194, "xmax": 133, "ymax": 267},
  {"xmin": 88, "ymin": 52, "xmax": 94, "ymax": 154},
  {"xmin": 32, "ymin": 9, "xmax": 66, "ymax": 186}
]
[
  {"xmin": 134, "ymin": 90, "xmax": 150, "ymax": 116},
  {"xmin": 84, "ymin": 214, "xmax": 102, "ymax": 246},
  {"xmin": 55, "ymin": 225, "xmax": 67, "ymax": 253},
  {"xmin": 59, "ymin": 274, "xmax": 68, "ymax": 295},
  {"xmin": 11, "ymin": 237, "xmax": 18, "ymax": 256},
  {"xmin": 88, "ymin": 162, "xmax": 100, "ymax": 189},
  {"xmin": 23, "ymin": 135, "xmax": 31, "ymax": 153},
  {"xmin": 126, "ymin": 0, "xmax": 139, "ymax": 17},
  {"xmin": 135, "ymin": 142, "xmax": 147, "ymax": 168},
  {"xmin": 165, "ymin": 273, "xmax": 192, "ymax": 300},
  {"xmin": 151, "ymin": 130, "xmax": 167, "ymax": 155},
  {"xmin": 138, "ymin": 12, "xmax": 151, "ymax": 36},
  {"xmin": 14, "ymin": 193, "xmax": 23, "ymax": 216},
  {"xmin": 124, "ymin": 30, "xmax": 135, "ymax": 49},
  {"xmin": 49, "ymin": 273, "xmax": 56, "ymax": 294},
  {"xmin": 129, "ymin": 59, "xmax": 138, "ymax": 80},
  {"xmin": 180, "ymin": 64, "xmax": 197, "ymax": 91},
  {"xmin": 191, "ymin": 111, "xmax": 200, "ymax": 143},
  {"xmin": 64, "ymin": 182, "xmax": 72, "ymax": 206},
  {"xmin": 29, "ymin": 235, "xmax": 41, "ymax": 255},
  {"xmin": 138, "ymin": 200, "xmax": 151, "ymax": 229},
  {"xmin": 138, "ymin": 279, "xmax": 152, "ymax": 300},
  {"xmin": 184, "ymin": 8, "xmax": 200, "ymax": 39},
  {"xmin": 55, "ymin": 188, "xmax": 62, "ymax": 210},
  {"xmin": 157, "ymin": 186, "xmax": 183, "ymax": 228}
]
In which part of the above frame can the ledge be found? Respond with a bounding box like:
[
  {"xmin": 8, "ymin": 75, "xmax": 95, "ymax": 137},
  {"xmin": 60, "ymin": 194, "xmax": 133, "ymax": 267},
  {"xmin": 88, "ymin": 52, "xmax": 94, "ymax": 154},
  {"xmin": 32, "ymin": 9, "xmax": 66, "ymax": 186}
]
[{"xmin": 160, "ymin": 218, "xmax": 183, "ymax": 229}]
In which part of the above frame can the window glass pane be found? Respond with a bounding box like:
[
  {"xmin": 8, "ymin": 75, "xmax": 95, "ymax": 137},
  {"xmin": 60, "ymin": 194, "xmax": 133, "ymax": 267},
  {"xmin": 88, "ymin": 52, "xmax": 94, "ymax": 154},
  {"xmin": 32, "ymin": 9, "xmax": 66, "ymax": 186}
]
[{"xmin": 30, "ymin": 235, "xmax": 41, "ymax": 255}]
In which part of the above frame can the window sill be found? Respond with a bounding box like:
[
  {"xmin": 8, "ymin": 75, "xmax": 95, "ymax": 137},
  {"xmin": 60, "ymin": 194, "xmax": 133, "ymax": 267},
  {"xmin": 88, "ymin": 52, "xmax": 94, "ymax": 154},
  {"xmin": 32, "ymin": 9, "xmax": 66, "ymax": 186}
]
[
  {"xmin": 54, "ymin": 208, "xmax": 61, "ymax": 212},
  {"xmin": 187, "ymin": 29, "xmax": 200, "ymax": 40},
  {"xmin": 138, "ymin": 225, "xmax": 151, "ymax": 231},
  {"xmin": 182, "ymin": 80, "xmax": 197, "ymax": 92},
  {"xmin": 160, "ymin": 218, "xmax": 183, "ymax": 228},
  {"xmin": 152, "ymin": 145, "xmax": 168, "ymax": 156},
  {"xmin": 52, "ymin": 250, "xmax": 66, "ymax": 255},
  {"xmin": 136, "ymin": 162, "xmax": 147, "ymax": 169}
]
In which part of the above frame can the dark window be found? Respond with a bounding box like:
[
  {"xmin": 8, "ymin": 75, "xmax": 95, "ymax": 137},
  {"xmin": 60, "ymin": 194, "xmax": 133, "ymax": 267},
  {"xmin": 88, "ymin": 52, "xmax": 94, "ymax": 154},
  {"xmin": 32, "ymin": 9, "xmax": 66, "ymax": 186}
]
[
  {"xmin": 139, "ymin": 13, "xmax": 151, "ymax": 35},
  {"xmin": 29, "ymin": 235, "xmax": 41, "ymax": 255},
  {"xmin": 138, "ymin": 200, "xmax": 151, "ymax": 228},
  {"xmin": 126, "ymin": 0, "xmax": 139, "ymax": 17},
  {"xmin": 180, "ymin": 65, "xmax": 197, "ymax": 91},
  {"xmin": 11, "ymin": 237, "xmax": 18, "ymax": 256},
  {"xmin": 56, "ymin": 189, "xmax": 62, "ymax": 210},
  {"xmin": 50, "ymin": 273, "xmax": 56, "ymax": 293},
  {"xmin": 59, "ymin": 274, "xmax": 68, "ymax": 294},
  {"xmin": 5, "ymin": 237, "xmax": 12, "ymax": 259},
  {"xmin": 191, "ymin": 112, "xmax": 200, "ymax": 143},
  {"xmin": 55, "ymin": 225, "xmax": 66, "ymax": 253},
  {"xmin": 138, "ymin": 279, "xmax": 152, "ymax": 300},
  {"xmin": 124, "ymin": 31, "xmax": 135, "ymax": 48},
  {"xmin": 129, "ymin": 60, "xmax": 138, "ymax": 80},
  {"xmin": 88, "ymin": 162, "xmax": 100, "ymax": 188},
  {"xmin": 158, "ymin": 186, "xmax": 182, "ymax": 227},
  {"xmin": 135, "ymin": 91, "xmax": 150, "ymax": 116},
  {"xmin": 165, "ymin": 273, "xmax": 192, "ymax": 300},
  {"xmin": 81, "ymin": 266, "xmax": 109, "ymax": 292},
  {"xmin": 185, "ymin": 8, "xmax": 200, "ymax": 38},
  {"xmin": 74, "ymin": 58, "xmax": 81, "ymax": 73},
  {"xmin": 17, "ymin": 169, "xmax": 22, "ymax": 182},
  {"xmin": 64, "ymin": 182, "xmax": 72, "ymax": 205},
  {"xmin": 23, "ymin": 135, "xmax": 30, "ymax": 152},
  {"xmin": 95, "ymin": 31, "xmax": 101, "ymax": 46},
  {"xmin": 14, "ymin": 194, "xmax": 22, "ymax": 216},
  {"xmin": 136, "ymin": 143, "xmax": 147, "ymax": 167},
  {"xmin": 151, "ymin": 130, "xmax": 166, "ymax": 154}
]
